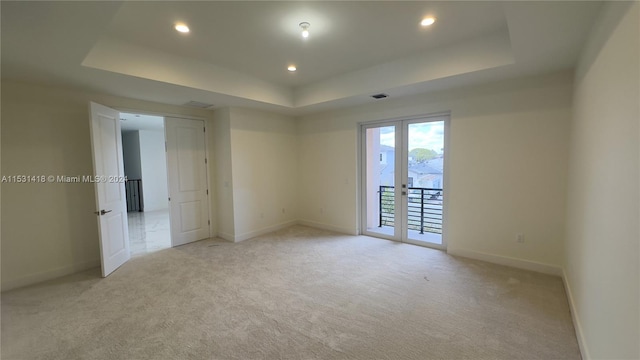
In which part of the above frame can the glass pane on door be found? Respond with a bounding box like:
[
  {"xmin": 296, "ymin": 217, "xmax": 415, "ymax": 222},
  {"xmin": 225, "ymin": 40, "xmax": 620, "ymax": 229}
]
[
  {"xmin": 406, "ymin": 121, "xmax": 444, "ymax": 245},
  {"xmin": 363, "ymin": 125, "xmax": 397, "ymax": 239}
]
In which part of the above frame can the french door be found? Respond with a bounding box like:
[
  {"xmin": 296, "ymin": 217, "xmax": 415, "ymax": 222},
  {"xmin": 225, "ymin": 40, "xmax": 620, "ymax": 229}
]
[{"xmin": 361, "ymin": 115, "xmax": 448, "ymax": 249}]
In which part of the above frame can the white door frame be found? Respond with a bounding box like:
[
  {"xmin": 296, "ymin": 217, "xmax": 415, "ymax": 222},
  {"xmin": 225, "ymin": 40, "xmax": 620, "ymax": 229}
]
[
  {"xmin": 359, "ymin": 113, "xmax": 450, "ymax": 250},
  {"xmin": 112, "ymin": 108, "xmax": 213, "ymax": 248}
]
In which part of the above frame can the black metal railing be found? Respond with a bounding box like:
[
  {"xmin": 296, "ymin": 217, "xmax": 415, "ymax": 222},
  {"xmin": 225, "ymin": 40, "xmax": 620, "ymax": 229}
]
[
  {"xmin": 379, "ymin": 186, "xmax": 443, "ymax": 234},
  {"xmin": 125, "ymin": 179, "xmax": 144, "ymax": 212},
  {"xmin": 379, "ymin": 186, "xmax": 395, "ymax": 228}
]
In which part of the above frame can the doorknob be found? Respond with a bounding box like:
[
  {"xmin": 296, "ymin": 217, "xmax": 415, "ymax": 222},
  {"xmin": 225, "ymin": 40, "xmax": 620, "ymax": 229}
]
[{"xmin": 94, "ymin": 209, "xmax": 112, "ymax": 215}]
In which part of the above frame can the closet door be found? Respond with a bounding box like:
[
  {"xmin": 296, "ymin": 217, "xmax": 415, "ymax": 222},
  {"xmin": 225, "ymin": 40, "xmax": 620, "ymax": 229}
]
[{"xmin": 165, "ymin": 117, "xmax": 210, "ymax": 246}]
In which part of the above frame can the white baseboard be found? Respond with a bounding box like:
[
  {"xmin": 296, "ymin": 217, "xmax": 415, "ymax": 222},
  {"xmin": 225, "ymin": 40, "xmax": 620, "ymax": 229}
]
[
  {"xmin": 297, "ymin": 219, "xmax": 358, "ymax": 236},
  {"xmin": 216, "ymin": 231, "xmax": 235, "ymax": 242},
  {"xmin": 446, "ymin": 248, "xmax": 562, "ymax": 276},
  {"xmin": 218, "ymin": 220, "xmax": 358, "ymax": 242},
  {"xmin": 562, "ymin": 268, "xmax": 590, "ymax": 360},
  {"xmin": 232, "ymin": 220, "xmax": 299, "ymax": 242},
  {"xmin": 1, "ymin": 259, "xmax": 100, "ymax": 292}
]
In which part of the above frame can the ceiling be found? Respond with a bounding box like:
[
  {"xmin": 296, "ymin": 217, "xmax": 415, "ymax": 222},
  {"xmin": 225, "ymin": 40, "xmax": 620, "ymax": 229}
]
[
  {"xmin": 120, "ymin": 113, "xmax": 164, "ymax": 132},
  {"xmin": 1, "ymin": 1, "xmax": 603, "ymax": 116}
]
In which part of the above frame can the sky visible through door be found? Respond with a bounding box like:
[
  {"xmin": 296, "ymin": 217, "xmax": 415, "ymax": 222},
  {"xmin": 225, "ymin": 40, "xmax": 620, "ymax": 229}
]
[{"xmin": 379, "ymin": 122, "xmax": 444, "ymax": 153}]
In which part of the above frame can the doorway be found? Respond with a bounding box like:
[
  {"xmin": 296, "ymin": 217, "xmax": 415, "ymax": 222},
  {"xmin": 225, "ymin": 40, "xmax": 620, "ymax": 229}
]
[
  {"xmin": 120, "ymin": 113, "xmax": 171, "ymax": 256},
  {"xmin": 361, "ymin": 115, "xmax": 448, "ymax": 249},
  {"xmin": 90, "ymin": 103, "xmax": 212, "ymax": 276}
]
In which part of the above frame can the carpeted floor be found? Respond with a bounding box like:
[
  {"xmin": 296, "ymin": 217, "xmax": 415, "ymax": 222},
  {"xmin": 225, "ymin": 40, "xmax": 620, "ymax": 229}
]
[{"xmin": 1, "ymin": 226, "xmax": 580, "ymax": 359}]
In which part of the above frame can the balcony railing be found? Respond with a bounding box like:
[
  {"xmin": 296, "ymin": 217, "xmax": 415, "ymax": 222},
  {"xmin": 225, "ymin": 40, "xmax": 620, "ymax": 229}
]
[
  {"xmin": 125, "ymin": 179, "xmax": 144, "ymax": 212},
  {"xmin": 379, "ymin": 186, "xmax": 443, "ymax": 234}
]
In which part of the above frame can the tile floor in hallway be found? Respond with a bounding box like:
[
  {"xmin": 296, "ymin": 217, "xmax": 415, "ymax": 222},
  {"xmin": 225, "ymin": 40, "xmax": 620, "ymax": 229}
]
[{"xmin": 128, "ymin": 209, "xmax": 171, "ymax": 256}]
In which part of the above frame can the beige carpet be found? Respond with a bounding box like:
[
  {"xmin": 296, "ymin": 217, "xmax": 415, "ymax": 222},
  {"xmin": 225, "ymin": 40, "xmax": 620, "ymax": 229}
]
[{"xmin": 1, "ymin": 226, "xmax": 580, "ymax": 359}]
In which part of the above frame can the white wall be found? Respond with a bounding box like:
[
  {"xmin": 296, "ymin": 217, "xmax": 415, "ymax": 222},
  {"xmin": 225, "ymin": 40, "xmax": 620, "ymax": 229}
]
[
  {"xmin": 121, "ymin": 131, "xmax": 142, "ymax": 180},
  {"xmin": 0, "ymin": 80, "xmax": 213, "ymax": 291},
  {"xmin": 565, "ymin": 2, "xmax": 639, "ymax": 359},
  {"xmin": 138, "ymin": 130, "xmax": 169, "ymax": 211},
  {"xmin": 212, "ymin": 107, "xmax": 298, "ymax": 242},
  {"xmin": 297, "ymin": 71, "xmax": 573, "ymax": 272},
  {"xmin": 229, "ymin": 108, "xmax": 298, "ymax": 241},
  {"xmin": 212, "ymin": 108, "xmax": 234, "ymax": 240}
]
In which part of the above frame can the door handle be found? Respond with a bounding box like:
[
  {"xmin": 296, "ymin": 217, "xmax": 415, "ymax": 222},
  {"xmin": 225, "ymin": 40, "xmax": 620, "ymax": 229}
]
[{"xmin": 94, "ymin": 209, "xmax": 112, "ymax": 215}]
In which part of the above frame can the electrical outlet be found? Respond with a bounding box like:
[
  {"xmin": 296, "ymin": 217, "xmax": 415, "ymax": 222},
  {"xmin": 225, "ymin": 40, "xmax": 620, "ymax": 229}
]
[{"xmin": 516, "ymin": 233, "xmax": 525, "ymax": 243}]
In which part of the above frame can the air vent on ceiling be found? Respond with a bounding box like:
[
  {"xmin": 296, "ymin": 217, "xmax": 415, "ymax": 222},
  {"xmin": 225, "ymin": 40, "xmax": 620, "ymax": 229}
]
[
  {"xmin": 371, "ymin": 93, "xmax": 388, "ymax": 100},
  {"xmin": 183, "ymin": 101, "xmax": 214, "ymax": 109}
]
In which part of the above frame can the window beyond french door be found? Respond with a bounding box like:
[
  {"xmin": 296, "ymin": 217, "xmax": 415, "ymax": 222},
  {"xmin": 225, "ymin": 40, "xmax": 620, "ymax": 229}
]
[{"xmin": 361, "ymin": 116, "xmax": 448, "ymax": 249}]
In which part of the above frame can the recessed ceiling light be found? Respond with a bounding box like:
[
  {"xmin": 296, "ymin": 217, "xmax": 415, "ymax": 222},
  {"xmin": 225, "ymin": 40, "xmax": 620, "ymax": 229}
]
[
  {"xmin": 174, "ymin": 23, "xmax": 190, "ymax": 33},
  {"xmin": 288, "ymin": 65, "xmax": 297, "ymax": 72},
  {"xmin": 421, "ymin": 17, "xmax": 436, "ymax": 27}
]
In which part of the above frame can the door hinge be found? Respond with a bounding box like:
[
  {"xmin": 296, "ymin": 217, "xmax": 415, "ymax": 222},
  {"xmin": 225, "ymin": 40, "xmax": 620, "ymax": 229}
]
[
  {"xmin": 206, "ymin": 189, "xmax": 209, "ymax": 195},
  {"xmin": 165, "ymin": 142, "xmax": 167, "ymax": 152},
  {"xmin": 205, "ymin": 158, "xmax": 208, "ymax": 164},
  {"xmin": 208, "ymin": 219, "xmax": 210, "ymax": 225},
  {"xmin": 168, "ymin": 197, "xmax": 171, "ymax": 201},
  {"xmin": 203, "ymin": 127, "xmax": 206, "ymax": 133}
]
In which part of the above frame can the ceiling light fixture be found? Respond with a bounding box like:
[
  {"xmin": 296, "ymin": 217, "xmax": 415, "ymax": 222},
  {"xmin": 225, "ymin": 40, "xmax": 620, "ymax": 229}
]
[
  {"xmin": 299, "ymin": 22, "xmax": 310, "ymax": 38},
  {"xmin": 421, "ymin": 17, "xmax": 436, "ymax": 27},
  {"xmin": 288, "ymin": 65, "xmax": 297, "ymax": 72},
  {"xmin": 174, "ymin": 23, "xmax": 190, "ymax": 33}
]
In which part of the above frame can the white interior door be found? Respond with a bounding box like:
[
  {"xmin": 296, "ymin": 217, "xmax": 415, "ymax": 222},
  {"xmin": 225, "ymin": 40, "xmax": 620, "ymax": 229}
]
[
  {"xmin": 89, "ymin": 102, "xmax": 130, "ymax": 277},
  {"xmin": 165, "ymin": 117, "xmax": 210, "ymax": 246}
]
